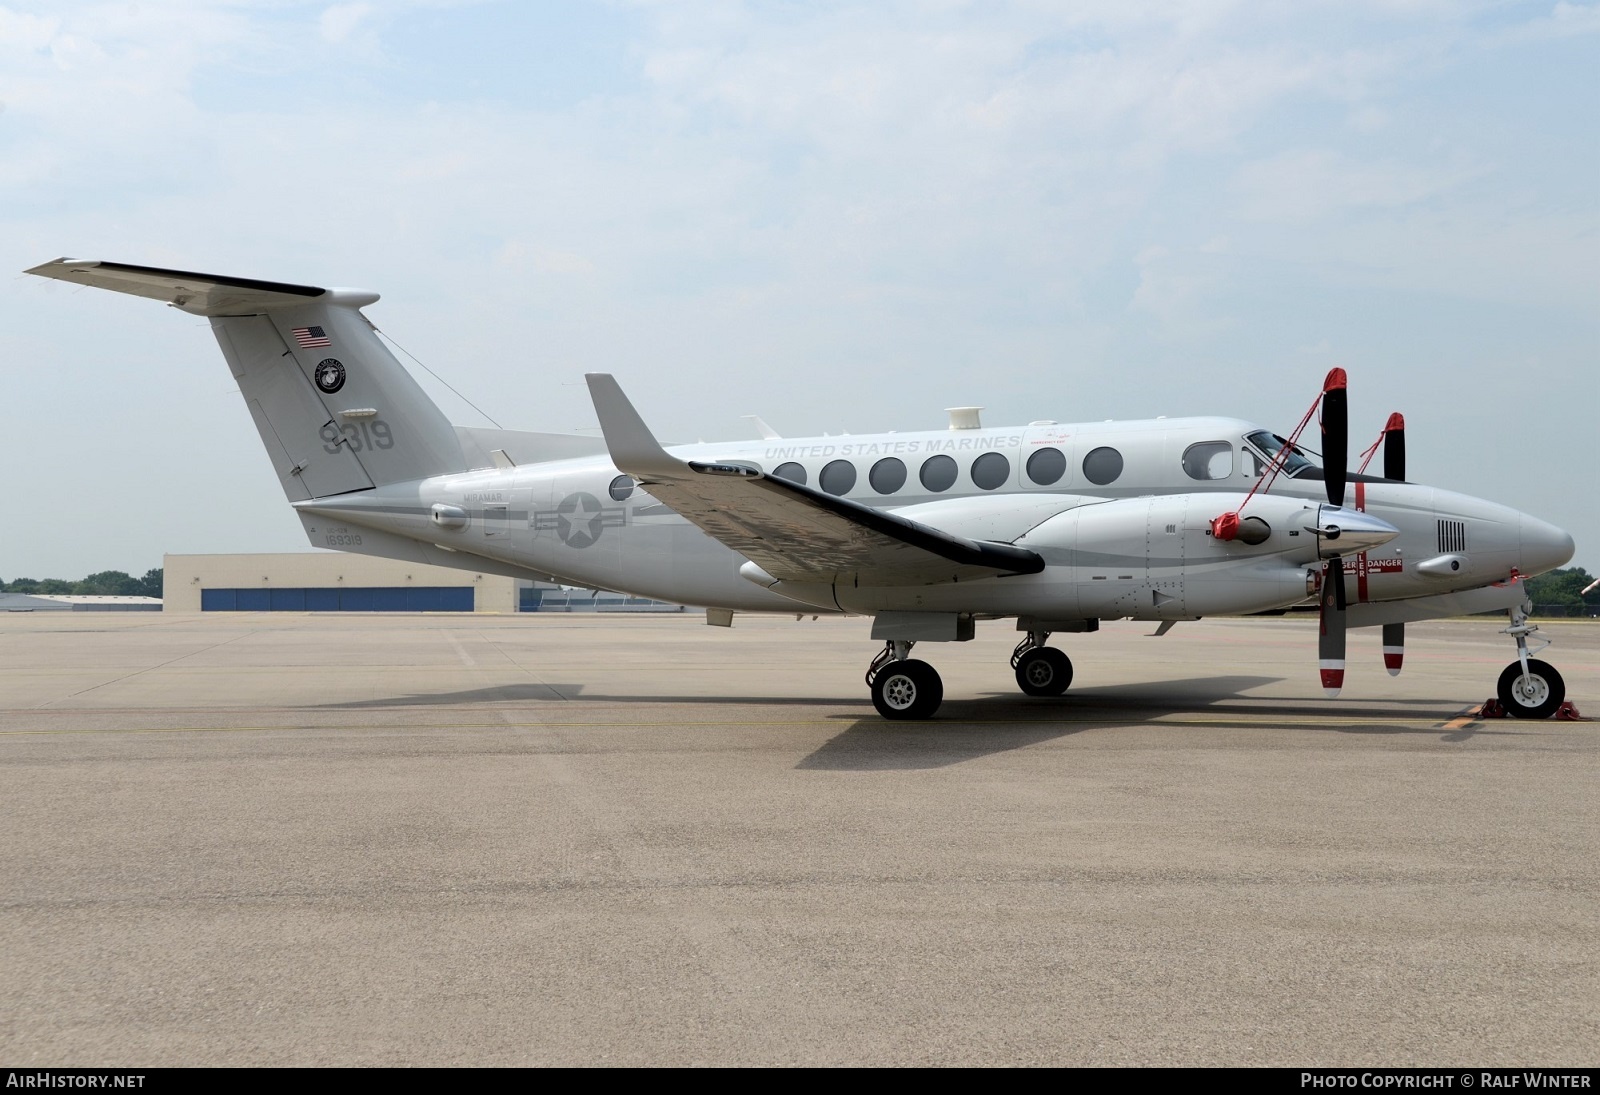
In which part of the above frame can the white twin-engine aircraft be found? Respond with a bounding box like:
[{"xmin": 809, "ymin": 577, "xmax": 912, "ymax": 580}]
[{"xmin": 29, "ymin": 259, "xmax": 1578, "ymax": 720}]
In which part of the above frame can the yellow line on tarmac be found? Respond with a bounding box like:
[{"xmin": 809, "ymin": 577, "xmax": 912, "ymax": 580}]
[{"xmin": 1441, "ymin": 704, "xmax": 1486, "ymax": 730}]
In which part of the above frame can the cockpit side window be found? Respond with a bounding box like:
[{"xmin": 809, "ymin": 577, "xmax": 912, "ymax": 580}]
[
  {"xmin": 1181, "ymin": 441, "xmax": 1233, "ymax": 481},
  {"xmin": 1245, "ymin": 430, "xmax": 1315, "ymax": 477}
]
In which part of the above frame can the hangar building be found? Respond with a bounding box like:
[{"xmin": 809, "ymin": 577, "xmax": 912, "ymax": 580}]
[
  {"xmin": 163, "ymin": 553, "xmax": 684, "ymax": 615},
  {"xmin": 163, "ymin": 553, "xmax": 516, "ymax": 614}
]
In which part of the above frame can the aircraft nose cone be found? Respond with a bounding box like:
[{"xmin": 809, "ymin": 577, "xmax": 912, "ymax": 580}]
[{"xmin": 1520, "ymin": 513, "xmax": 1575, "ymax": 575}]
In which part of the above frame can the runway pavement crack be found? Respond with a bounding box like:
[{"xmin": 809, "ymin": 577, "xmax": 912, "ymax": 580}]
[{"xmin": 38, "ymin": 629, "xmax": 261, "ymax": 708}]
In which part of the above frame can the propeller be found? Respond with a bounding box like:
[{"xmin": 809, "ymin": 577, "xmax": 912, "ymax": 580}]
[
  {"xmin": 1318, "ymin": 368, "xmax": 1348, "ymax": 697},
  {"xmin": 1380, "ymin": 412, "xmax": 1406, "ymax": 675},
  {"xmin": 1211, "ymin": 366, "xmax": 1398, "ymax": 699},
  {"xmin": 1381, "ymin": 412, "xmax": 1405, "ymax": 482},
  {"xmin": 1321, "ymin": 369, "xmax": 1348, "ymax": 508}
]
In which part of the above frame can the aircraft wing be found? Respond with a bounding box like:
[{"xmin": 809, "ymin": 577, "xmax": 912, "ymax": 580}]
[{"xmin": 586, "ymin": 375, "xmax": 1044, "ymax": 587}]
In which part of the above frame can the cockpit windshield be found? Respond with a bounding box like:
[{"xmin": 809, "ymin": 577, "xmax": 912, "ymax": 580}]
[{"xmin": 1245, "ymin": 430, "xmax": 1318, "ymax": 477}]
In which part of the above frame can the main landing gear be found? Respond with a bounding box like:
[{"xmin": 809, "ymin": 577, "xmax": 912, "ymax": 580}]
[
  {"xmin": 867, "ymin": 641, "xmax": 943, "ymax": 720},
  {"xmin": 1011, "ymin": 632, "xmax": 1073, "ymax": 697},
  {"xmin": 1494, "ymin": 606, "xmax": 1566, "ymax": 720},
  {"xmin": 864, "ymin": 633, "xmax": 1077, "ymax": 720}
]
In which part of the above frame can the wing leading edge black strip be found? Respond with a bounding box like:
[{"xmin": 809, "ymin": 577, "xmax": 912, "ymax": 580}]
[
  {"xmin": 91, "ymin": 260, "xmax": 326, "ymax": 298},
  {"xmin": 719, "ymin": 467, "xmax": 1046, "ymax": 576}
]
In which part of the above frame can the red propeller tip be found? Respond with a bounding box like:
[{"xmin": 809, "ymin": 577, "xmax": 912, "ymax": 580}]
[
  {"xmin": 1384, "ymin": 412, "xmax": 1404, "ymax": 431},
  {"xmin": 1320, "ymin": 663, "xmax": 1345, "ymax": 696},
  {"xmin": 1323, "ymin": 367, "xmax": 1347, "ymax": 392}
]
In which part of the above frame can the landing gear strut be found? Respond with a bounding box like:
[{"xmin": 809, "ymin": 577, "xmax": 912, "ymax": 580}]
[
  {"xmin": 866, "ymin": 641, "xmax": 943, "ymax": 720},
  {"xmin": 1011, "ymin": 632, "xmax": 1073, "ymax": 697},
  {"xmin": 1496, "ymin": 606, "xmax": 1565, "ymax": 719}
]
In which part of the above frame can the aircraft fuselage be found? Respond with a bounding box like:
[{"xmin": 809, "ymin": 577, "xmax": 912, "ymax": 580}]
[{"xmin": 296, "ymin": 415, "xmax": 1572, "ymax": 623}]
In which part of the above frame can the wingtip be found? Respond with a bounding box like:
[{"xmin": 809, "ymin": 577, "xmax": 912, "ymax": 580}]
[
  {"xmin": 23, "ymin": 257, "xmax": 90, "ymax": 277},
  {"xmin": 584, "ymin": 373, "xmax": 679, "ymax": 478}
]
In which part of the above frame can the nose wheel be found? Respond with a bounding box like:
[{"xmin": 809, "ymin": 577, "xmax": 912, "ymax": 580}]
[
  {"xmin": 1496, "ymin": 658, "xmax": 1565, "ymax": 720},
  {"xmin": 1495, "ymin": 606, "xmax": 1568, "ymax": 719}
]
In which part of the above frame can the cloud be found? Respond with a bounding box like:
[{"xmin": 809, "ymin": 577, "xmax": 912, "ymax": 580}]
[
  {"xmin": 319, "ymin": 3, "xmax": 375, "ymax": 45},
  {"xmin": 1500, "ymin": 0, "xmax": 1600, "ymax": 44},
  {"xmin": 1231, "ymin": 149, "xmax": 1480, "ymax": 221},
  {"xmin": 0, "ymin": 6, "xmax": 59, "ymax": 52}
]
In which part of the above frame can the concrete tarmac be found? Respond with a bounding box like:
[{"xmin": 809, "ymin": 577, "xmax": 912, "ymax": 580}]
[{"xmin": 1, "ymin": 611, "xmax": 1596, "ymax": 1066}]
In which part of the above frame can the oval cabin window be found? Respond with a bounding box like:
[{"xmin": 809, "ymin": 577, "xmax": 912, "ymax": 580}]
[
  {"xmin": 1026, "ymin": 447, "xmax": 1066, "ymax": 485},
  {"xmin": 1082, "ymin": 446, "xmax": 1124, "ymax": 486},
  {"xmin": 819, "ymin": 459, "xmax": 857, "ymax": 495},
  {"xmin": 920, "ymin": 455, "xmax": 958, "ymax": 493},
  {"xmin": 869, "ymin": 457, "xmax": 907, "ymax": 495},
  {"xmin": 971, "ymin": 451, "xmax": 1011, "ymax": 490}
]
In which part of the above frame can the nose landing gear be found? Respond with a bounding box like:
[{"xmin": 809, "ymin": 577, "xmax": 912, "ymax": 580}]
[{"xmin": 1493, "ymin": 607, "xmax": 1567, "ymax": 719}]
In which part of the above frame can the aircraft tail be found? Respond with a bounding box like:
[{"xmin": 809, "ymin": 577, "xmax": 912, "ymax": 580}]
[{"xmin": 25, "ymin": 259, "xmax": 467, "ymax": 499}]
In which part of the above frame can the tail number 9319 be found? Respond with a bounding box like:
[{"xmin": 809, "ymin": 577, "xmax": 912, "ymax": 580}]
[{"xmin": 321, "ymin": 419, "xmax": 394, "ymax": 454}]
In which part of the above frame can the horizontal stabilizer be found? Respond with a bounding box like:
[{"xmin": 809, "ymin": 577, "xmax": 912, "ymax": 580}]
[
  {"xmin": 25, "ymin": 258, "xmax": 329, "ymax": 315},
  {"xmin": 586, "ymin": 373, "xmax": 1044, "ymax": 587}
]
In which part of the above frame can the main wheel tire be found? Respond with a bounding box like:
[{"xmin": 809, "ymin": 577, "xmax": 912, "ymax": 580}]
[
  {"xmin": 870, "ymin": 659, "xmax": 943, "ymax": 720},
  {"xmin": 1496, "ymin": 658, "xmax": 1565, "ymax": 720},
  {"xmin": 1014, "ymin": 647, "xmax": 1073, "ymax": 697}
]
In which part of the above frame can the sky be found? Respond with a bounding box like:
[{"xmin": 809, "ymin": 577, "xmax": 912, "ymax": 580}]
[{"xmin": 2, "ymin": 0, "xmax": 1596, "ymax": 580}]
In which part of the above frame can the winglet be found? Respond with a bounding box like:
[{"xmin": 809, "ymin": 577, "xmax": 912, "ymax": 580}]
[{"xmin": 585, "ymin": 374, "xmax": 682, "ymax": 479}]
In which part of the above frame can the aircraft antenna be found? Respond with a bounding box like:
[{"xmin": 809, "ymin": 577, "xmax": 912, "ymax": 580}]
[{"xmin": 371, "ymin": 324, "xmax": 504, "ymax": 428}]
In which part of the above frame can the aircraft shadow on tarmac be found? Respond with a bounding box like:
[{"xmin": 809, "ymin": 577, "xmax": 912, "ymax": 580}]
[
  {"xmin": 308, "ymin": 675, "xmax": 1521, "ymax": 765},
  {"xmin": 311, "ymin": 673, "xmax": 1286, "ymax": 712},
  {"xmin": 797, "ymin": 675, "xmax": 1523, "ymax": 770},
  {"xmin": 312, "ymin": 683, "xmax": 854, "ymax": 709},
  {"xmin": 794, "ymin": 674, "xmax": 1282, "ymax": 771}
]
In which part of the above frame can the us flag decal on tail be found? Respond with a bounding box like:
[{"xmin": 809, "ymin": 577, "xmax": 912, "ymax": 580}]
[{"xmin": 292, "ymin": 325, "xmax": 331, "ymax": 349}]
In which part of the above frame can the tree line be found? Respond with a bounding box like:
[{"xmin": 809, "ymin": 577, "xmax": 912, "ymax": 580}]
[
  {"xmin": 1524, "ymin": 567, "xmax": 1598, "ymax": 616},
  {"xmin": 2, "ymin": 569, "xmax": 164, "ymax": 599}
]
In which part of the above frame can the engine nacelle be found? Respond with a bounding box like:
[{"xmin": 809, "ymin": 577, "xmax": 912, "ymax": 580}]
[
  {"xmin": 1016, "ymin": 493, "xmax": 1327, "ymax": 620},
  {"xmin": 742, "ymin": 491, "xmax": 1382, "ymax": 624}
]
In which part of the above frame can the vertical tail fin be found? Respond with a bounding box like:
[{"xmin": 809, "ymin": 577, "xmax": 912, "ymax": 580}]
[
  {"xmin": 212, "ymin": 293, "xmax": 467, "ymax": 497},
  {"xmin": 25, "ymin": 259, "xmax": 467, "ymax": 499}
]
